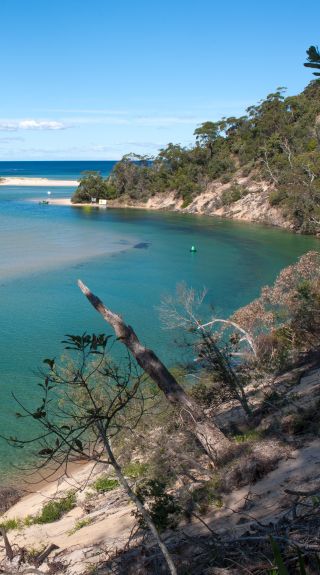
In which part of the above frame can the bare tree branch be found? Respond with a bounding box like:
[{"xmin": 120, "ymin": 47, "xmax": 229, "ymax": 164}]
[{"xmin": 77, "ymin": 280, "xmax": 231, "ymax": 460}]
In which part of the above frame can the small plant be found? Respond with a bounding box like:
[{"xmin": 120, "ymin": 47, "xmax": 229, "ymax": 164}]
[
  {"xmin": 92, "ymin": 476, "xmax": 119, "ymax": 493},
  {"xmin": 181, "ymin": 195, "xmax": 192, "ymax": 208},
  {"xmin": 33, "ymin": 491, "xmax": 76, "ymax": 524},
  {"xmin": 0, "ymin": 518, "xmax": 21, "ymax": 531},
  {"xmin": 269, "ymin": 536, "xmax": 289, "ymax": 574},
  {"xmin": 123, "ymin": 461, "xmax": 149, "ymax": 479},
  {"xmin": 68, "ymin": 517, "xmax": 92, "ymax": 535},
  {"xmin": 191, "ymin": 480, "xmax": 222, "ymax": 514},
  {"xmin": 25, "ymin": 544, "xmax": 46, "ymax": 560},
  {"xmin": 23, "ymin": 515, "xmax": 35, "ymax": 527},
  {"xmin": 234, "ymin": 429, "xmax": 262, "ymax": 443},
  {"xmin": 221, "ymin": 183, "xmax": 249, "ymax": 206},
  {"xmin": 134, "ymin": 479, "xmax": 181, "ymax": 532}
]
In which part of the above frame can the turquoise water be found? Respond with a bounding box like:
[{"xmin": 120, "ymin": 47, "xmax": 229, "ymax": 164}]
[
  {"xmin": 0, "ymin": 181, "xmax": 319, "ymax": 484},
  {"xmin": 0, "ymin": 160, "xmax": 115, "ymax": 179}
]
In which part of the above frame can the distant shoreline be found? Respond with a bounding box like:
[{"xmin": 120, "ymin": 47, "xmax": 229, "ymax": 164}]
[{"xmin": 0, "ymin": 176, "xmax": 78, "ymax": 187}]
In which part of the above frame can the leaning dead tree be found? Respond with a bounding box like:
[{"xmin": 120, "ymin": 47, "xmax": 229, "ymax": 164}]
[{"xmin": 78, "ymin": 280, "xmax": 231, "ymax": 461}]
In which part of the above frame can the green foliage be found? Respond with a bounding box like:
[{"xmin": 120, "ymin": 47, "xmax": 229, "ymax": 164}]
[
  {"xmin": 68, "ymin": 517, "xmax": 92, "ymax": 535},
  {"xmin": 92, "ymin": 476, "xmax": 119, "ymax": 493},
  {"xmin": 220, "ymin": 184, "xmax": 249, "ymax": 206},
  {"xmin": 32, "ymin": 491, "xmax": 76, "ymax": 524},
  {"xmin": 269, "ymin": 188, "xmax": 288, "ymax": 206},
  {"xmin": 123, "ymin": 461, "xmax": 149, "ymax": 479},
  {"xmin": 233, "ymin": 429, "xmax": 262, "ymax": 443},
  {"xmin": 71, "ymin": 171, "xmax": 111, "ymax": 203},
  {"xmin": 191, "ymin": 479, "xmax": 222, "ymax": 514},
  {"xmin": 135, "ymin": 479, "xmax": 181, "ymax": 532},
  {"xmin": 269, "ymin": 536, "xmax": 289, "ymax": 574},
  {"xmin": 268, "ymin": 537, "xmax": 315, "ymax": 575},
  {"xmin": 0, "ymin": 518, "xmax": 21, "ymax": 531},
  {"xmin": 181, "ymin": 196, "xmax": 192, "ymax": 208},
  {"xmin": 304, "ymin": 45, "xmax": 320, "ymax": 77}
]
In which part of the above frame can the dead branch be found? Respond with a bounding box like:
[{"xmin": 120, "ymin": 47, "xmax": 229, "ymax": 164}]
[
  {"xmin": 199, "ymin": 318, "xmax": 257, "ymax": 356},
  {"xmin": 284, "ymin": 486, "xmax": 320, "ymax": 497},
  {"xmin": 78, "ymin": 280, "xmax": 231, "ymax": 461},
  {"xmin": 34, "ymin": 543, "xmax": 59, "ymax": 566}
]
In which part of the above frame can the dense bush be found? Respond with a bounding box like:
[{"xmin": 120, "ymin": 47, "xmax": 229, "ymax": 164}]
[{"xmin": 71, "ymin": 171, "xmax": 114, "ymax": 203}]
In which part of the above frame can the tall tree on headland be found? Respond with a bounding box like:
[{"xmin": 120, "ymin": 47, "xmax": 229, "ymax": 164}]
[{"xmin": 304, "ymin": 45, "xmax": 320, "ymax": 76}]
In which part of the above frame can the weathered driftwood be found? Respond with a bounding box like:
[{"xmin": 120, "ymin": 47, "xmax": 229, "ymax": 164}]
[
  {"xmin": 78, "ymin": 280, "xmax": 231, "ymax": 460},
  {"xmin": 34, "ymin": 544, "xmax": 59, "ymax": 566}
]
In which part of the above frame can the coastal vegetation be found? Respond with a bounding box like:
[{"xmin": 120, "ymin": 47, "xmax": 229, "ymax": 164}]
[
  {"xmin": 72, "ymin": 49, "xmax": 320, "ymax": 234},
  {"xmin": 1, "ymin": 251, "xmax": 320, "ymax": 573}
]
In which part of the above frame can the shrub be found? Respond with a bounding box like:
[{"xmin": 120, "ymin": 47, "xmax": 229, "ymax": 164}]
[
  {"xmin": 68, "ymin": 517, "xmax": 92, "ymax": 535},
  {"xmin": 134, "ymin": 479, "xmax": 181, "ymax": 532},
  {"xmin": 33, "ymin": 491, "xmax": 76, "ymax": 524},
  {"xmin": 92, "ymin": 476, "xmax": 119, "ymax": 493},
  {"xmin": 221, "ymin": 184, "xmax": 249, "ymax": 206},
  {"xmin": 123, "ymin": 462, "xmax": 149, "ymax": 479},
  {"xmin": 181, "ymin": 195, "xmax": 192, "ymax": 208},
  {"xmin": 269, "ymin": 188, "xmax": 288, "ymax": 206},
  {"xmin": 233, "ymin": 429, "xmax": 262, "ymax": 443},
  {"xmin": 0, "ymin": 518, "xmax": 21, "ymax": 531},
  {"xmin": 191, "ymin": 479, "xmax": 222, "ymax": 514},
  {"xmin": 220, "ymin": 173, "xmax": 232, "ymax": 183}
]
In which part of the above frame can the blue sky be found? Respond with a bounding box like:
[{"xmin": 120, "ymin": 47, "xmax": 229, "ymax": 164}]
[{"xmin": 0, "ymin": 0, "xmax": 319, "ymax": 160}]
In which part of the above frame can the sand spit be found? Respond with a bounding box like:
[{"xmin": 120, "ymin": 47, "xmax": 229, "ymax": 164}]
[{"xmin": 0, "ymin": 177, "xmax": 78, "ymax": 187}]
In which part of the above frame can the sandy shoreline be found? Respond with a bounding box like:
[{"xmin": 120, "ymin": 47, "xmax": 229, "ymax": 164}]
[{"xmin": 0, "ymin": 177, "xmax": 78, "ymax": 187}]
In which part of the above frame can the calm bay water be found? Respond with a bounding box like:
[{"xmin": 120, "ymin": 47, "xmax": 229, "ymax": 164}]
[{"xmin": 0, "ymin": 162, "xmax": 318, "ymax": 484}]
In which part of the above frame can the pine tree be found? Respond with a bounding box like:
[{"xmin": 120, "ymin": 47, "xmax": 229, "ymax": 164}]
[{"xmin": 304, "ymin": 45, "xmax": 320, "ymax": 76}]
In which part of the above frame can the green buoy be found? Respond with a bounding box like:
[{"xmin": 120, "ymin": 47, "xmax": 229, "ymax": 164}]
[{"xmin": 190, "ymin": 245, "xmax": 197, "ymax": 252}]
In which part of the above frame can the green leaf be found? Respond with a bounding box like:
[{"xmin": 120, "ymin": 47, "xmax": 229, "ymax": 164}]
[
  {"xmin": 43, "ymin": 358, "xmax": 55, "ymax": 370},
  {"xmin": 73, "ymin": 438, "xmax": 83, "ymax": 451},
  {"xmin": 297, "ymin": 550, "xmax": 307, "ymax": 575},
  {"xmin": 38, "ymin": 448, "xmax": 53, "ymax": 456},
  {"xmin": 32, "ymin": 409, "xmax": 46, "ymax": 420},
  {"xmin": 269, "ymin": 536, "xmax": 289, "ymax": 575}
]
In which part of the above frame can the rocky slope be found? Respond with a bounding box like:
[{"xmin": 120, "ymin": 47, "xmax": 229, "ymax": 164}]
[
  {"xmin": 0, "ymin": 363, "xmax": 319, "ymax": 574},
  {"xmin": 108, "ymin": 175, "xmax": 291, "ymax": 230}
]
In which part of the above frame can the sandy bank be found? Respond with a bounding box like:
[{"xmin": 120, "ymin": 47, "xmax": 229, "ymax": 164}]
[
  {"xmin": 49, "ymin": 198, "xmax": 108, "ymax": 207},
  {"xmin": 0, "ymin": 177, "xmax": 78, "ymax": 187}
]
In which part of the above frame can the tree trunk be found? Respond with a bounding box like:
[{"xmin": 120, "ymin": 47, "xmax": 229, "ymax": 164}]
[
  {"xmin": 78, "ymin": 280, "xmax": 231, "ymax": 461},
  {"xmin": 0, "ymin": 528, "xmax": 13, "ymax": 561},
  {"xmin": 98, "ymin": 424, "xmax": 177, "ymax": 575}
]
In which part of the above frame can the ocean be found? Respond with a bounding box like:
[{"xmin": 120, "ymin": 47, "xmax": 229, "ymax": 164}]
[
  {"xmin": 0, "ymin": 160, "xmax": 116, "ymax": 179},
  {"xmin": 0, "ymin": 161, "xmax": 318, "ymax": 484}
]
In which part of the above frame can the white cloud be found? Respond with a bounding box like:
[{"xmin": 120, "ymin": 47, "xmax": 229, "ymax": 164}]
[{"xmin": 0, "ymin": 119, "xmax": 70, "ymax": 131}]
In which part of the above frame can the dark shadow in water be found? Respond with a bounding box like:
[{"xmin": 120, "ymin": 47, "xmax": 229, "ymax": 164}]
[{"xmin": 134, "ymin": 242, "xmax": 151, "ymax": 249}]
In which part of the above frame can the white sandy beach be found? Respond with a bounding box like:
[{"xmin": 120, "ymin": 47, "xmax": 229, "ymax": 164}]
[
  {"xmin": 48, "ymin": 197, "xmax": 73, "ymax": 205},
  {"xmin": 0, "ymin": 177, "xmax": 78, "ymax": 187}
]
